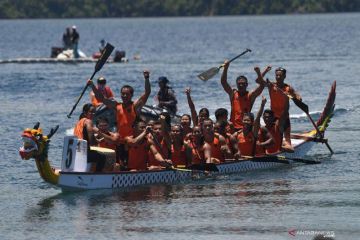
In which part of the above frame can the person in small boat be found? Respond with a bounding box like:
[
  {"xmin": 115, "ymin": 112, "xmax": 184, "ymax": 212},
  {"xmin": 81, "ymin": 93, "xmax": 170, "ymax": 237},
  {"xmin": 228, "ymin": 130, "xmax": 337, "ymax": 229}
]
[
  {"xmin": 169, "ymin": 124, "xmax": 192, "ymax": 167},
  {"xmin": 73, "ymin": 103, "xmax": 106, "ymax": 172},
  {"xmin": 95, "ymin": 116, "xmax": 119, "ymax": 151},
  {"xmin": 90, "ymin": 76, "xmax": 115, "ymax": 107},
  {"xmin": 215, "ymin": 107, "xmax": 235, "ymax": 134},
  {"xmin": 99, "ymin": 39, "xmax": 106, "ymax": 53},
  {"xmin": 71, "ymin": 25, "xmax": 80, "ymax": 58},
  {"xmin": 156, "ymin": 76, "xmax": 178, "ymax": 115},
  {"xmin": 125, "ymin": 120, "xmax": 170, "ymax": 171},
  {"xmin": 62, "ymin": 27, "xmax": 72, "ymax": 50},
  {"xmin": 231, "ymin": 96, "xmax": 272, "ymax": 158},
  {"xmin": 220, "ymin": 63, "xmax": 271, "ymax": 131},
  {"xmin": 265, "ymin": 67, "xmax": 302, "ymax": 152},
  {"xmin": 88, "ymin": 70, "xmax": 151, "ymax": 167},
  {"xmin": 185, "ymin": 87, "xmax": 210, "ymax": 127},
  {"xmin": 202, "ymin": 118, "xmax": 232, "ymax": 163}
]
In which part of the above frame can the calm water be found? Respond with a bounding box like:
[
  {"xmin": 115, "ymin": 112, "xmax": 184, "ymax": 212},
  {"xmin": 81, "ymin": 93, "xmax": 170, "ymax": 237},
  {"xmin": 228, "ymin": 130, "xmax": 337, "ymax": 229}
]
[{"xmin": 1, "ymin": 14, "xmax": 360, "ymax": 239}]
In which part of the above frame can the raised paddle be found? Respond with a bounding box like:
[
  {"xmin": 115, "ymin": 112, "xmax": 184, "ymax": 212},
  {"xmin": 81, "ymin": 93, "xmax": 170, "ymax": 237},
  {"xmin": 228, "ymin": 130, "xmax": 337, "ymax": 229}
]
[
  {"xmin": 197, "ymin": 49, "xmax": 251, "ymax": 81},
  {"xmin": 268, "ymin": 80, "xmax": 334, "ymax": 154},
  {"xmin": 67, "ymin": 43, "xmax": 114, "ymax": 118}
]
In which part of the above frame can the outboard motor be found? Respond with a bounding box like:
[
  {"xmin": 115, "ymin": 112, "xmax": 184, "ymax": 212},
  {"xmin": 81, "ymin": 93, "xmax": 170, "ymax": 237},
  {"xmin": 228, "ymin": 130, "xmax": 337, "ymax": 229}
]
[
  {"xmin": 51, "ymin": 47, "xmax": 64, "ymax": 58},
  {"xmin": 114, "ymin": 50, "xmax": 126, "ymax": 62}
]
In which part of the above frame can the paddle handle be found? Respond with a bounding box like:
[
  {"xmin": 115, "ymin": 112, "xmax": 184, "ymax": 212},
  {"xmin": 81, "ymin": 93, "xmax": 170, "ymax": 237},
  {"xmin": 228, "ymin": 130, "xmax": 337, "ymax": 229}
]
[
  {"xmin": 226, "ymin": 48, "xmax": 252, "ymax": 65},
  {"xmin": 67, "ymin": 71, "xmax": 96, "ymax": 118},
  {"xmin": 306, "ymin": 112, "xmax": 334, "ymax": 154}
]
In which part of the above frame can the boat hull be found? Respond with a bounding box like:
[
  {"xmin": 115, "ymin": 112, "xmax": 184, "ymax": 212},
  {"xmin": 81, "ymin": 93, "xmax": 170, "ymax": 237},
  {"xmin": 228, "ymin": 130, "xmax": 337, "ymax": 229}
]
[{"xmin": 57, "ymin": 137, "xmax": 315, "ymax": 191}]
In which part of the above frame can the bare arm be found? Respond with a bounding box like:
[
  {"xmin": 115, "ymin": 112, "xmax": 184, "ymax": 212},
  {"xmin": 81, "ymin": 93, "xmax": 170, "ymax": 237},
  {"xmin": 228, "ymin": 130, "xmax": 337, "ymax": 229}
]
[
  {"xmin": 134, "ymin": 70, "xmax": 151, "ymax": 111},
  {"xmin": 257, "ymin": 127, "xmax": 274, "ymax": 148},
  {"xmin": 96, "ymin": 131, "xmax": 119, "ymax": 143},
  {"xmin": 203, "ymin": 142, "xmax": 212, "ymax": 164},
  {"xmin": 148, "ymin": 142, "xmax": 172, "ymax": 167},
  {"xmin": 253, "ymin": 96, "xmax": 267, "ymax": 137},
  {"xmin": 125, "ymin": 127, "xmax": 151, "ymax": 146},
  {"xmin": 218, "ymin": 134, "xmax": 232, "ymax": 159},
  {"xmin": 220, "ymin": 60, "xmax": 233, "ymax": 100},
  {"xmin": 230, "ymin": 132, "xmax": 240, "ymax": 160},
  {"xmin": 185, "ymin": 87, "xmax": 198, "ymax": 126},
  {"xmin": 88, "ymin": 80, "xmax": 117, "ymax": 109},
  {"xmin": 249, "ymin": 67, "xmax": 266, "ymax": 106}
]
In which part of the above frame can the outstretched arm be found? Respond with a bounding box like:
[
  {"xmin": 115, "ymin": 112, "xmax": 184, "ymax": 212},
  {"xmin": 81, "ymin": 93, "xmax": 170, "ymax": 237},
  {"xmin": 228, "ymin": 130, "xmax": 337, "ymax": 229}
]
[
  {"xmin": 220, "ymin": 60, "xmax": 233, "ymax": 101},
  {"xmin": 253, "ymin": 96, "xmax": 267, "ymax": 137},
  {"xmin": 134, "ymin": 70, "xmax": 151, "ymax": 111},
  {"xmin": 125, "ymin": 126, "xmax": 151, "ymax": 146},
  {"xmin": 185, "ymin": 87, "xmax": 198, "ymax": 126},
  {"xmin": 250, "ymin": 67, "xmax": 266, "ymax": 106},
  {"xmin": 88, "ymin": 80, "xmax": 117, "ymax": 109}
]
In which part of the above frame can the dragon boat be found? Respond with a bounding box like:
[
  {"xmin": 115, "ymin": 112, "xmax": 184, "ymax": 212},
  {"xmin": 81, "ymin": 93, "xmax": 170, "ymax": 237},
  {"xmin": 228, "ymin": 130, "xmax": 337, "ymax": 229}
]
[{"xmin": 19, "ymin": 82, "xmax": 336, "ymax": 191}]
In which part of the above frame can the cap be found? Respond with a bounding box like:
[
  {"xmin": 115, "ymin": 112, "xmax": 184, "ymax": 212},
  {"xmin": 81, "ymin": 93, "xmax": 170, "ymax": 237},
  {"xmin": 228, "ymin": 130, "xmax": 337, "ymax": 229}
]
[
  {"xmin": 97, "ymin": 77, "xmax": 106, "ymax": 84},
  {"xmin": 72, "ymin": 25, "xmax": 77, "ymax": 29},
  {"xmin": 158, "ymin": 76, "xmax": 169, "ymax": 84}
]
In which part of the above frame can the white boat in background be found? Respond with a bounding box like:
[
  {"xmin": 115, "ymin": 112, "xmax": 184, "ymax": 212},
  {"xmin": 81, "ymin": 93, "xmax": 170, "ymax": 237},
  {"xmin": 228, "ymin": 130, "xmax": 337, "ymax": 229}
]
[{"xmin": 18, "ymin": 82, "xmax": 336, "ymax": 191}]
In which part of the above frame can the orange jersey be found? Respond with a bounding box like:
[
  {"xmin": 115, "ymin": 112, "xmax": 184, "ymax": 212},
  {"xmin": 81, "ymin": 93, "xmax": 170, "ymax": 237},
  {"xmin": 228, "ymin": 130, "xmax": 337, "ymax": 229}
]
[
  {"xmin": 74, "ymin": 118, "xmax": 87, "ymax": 140},
  {"xmin": 116, "ymin": 103, "xmax": 136, "ymax": 142},
  {"xmin": 171, "ymin": 145, "xmax": 187, "ymax": 167},
  {"xmin": 230, "ymin": 90, "xmax": 252, "ymax": 129},
  {"xmin": 91, "ymin": 86, "xmax": 114, "ymax": 107},
  {"xmin": 128, "ymin": 141, "xmax": 148, "ymax": 170},
  {"xmin": 269, "ymin": 84, "xmax": 291, "ymax": 118}
]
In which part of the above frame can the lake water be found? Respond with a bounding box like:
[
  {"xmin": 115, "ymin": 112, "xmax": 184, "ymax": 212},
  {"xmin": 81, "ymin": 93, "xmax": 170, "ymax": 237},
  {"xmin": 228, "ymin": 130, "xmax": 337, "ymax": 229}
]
[{"xmin": 1, "ymin": 13, "xmax": 360, "ymax": 239}]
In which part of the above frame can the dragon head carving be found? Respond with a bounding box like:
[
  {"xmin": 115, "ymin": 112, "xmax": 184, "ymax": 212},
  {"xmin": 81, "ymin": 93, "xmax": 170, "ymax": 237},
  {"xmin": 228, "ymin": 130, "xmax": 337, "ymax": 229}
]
[{"xmin": 19, "ymin": 122, "xmax": 59, "ymax": 160}]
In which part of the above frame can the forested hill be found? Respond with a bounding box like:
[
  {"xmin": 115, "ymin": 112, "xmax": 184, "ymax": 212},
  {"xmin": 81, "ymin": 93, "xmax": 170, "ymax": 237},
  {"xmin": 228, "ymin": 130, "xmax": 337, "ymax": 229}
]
[{"xmin": 0, "ymin": 0, "xmax": 359, "ymax": 19}]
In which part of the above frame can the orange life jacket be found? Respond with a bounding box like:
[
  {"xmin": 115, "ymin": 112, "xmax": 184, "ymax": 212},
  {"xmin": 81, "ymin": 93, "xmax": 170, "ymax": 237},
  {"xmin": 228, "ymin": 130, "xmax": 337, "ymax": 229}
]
[
  {"xmin": 98, "ymin": 132, "xmax": 117, "ymax": 150},
  {"xmin": 237, "ymin": 130, "xmax": 263, "ymax": 156},
  {"xmin": 269, "ymin": 84, "xmax": 291, "ymax": 119},
  {"xmin": 91, "ymin": 86, "xmax": 114, "ymax": 107},
  {"xmin": 208, "ymin": 136, "xmax": 224, "ymax": 162},
  {"xmin": 148, "ymin": 139, "xmax": 169, "ymax": 167},
  {"xmin": 171, "ymin": 144, "xmax": 187, "ymax": 167},
  {"xmin": 230, "ymin": 90, "xmax": 252, "ymax": 129},
  {"xmin": 264, "ymin": 124, "xmax": 283, "ymax": 154},
  {"xmin": 190, "ymin": 141, "xmax": 205, "ymax": 165},
  {"xmin": 128, "ymin": 140, "xmax": 148, "ymax": 170},
  {"xmin": 116, "ymin": 103, "xmax": 136, "ymax": 142},
  {"xmin": 74, "ymin": 118, "xmax": 87, "ymax": 140}
]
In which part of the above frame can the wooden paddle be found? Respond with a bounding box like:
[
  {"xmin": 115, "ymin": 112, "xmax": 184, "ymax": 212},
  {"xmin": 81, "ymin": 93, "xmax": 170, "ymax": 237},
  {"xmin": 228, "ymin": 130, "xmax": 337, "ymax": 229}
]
[
  {"xmin": 268, "ymin": 80, "xmax": 334, "ymax": 154},
  {"xmin": 197, "ymin": 49, "xmax": 251, "ymax": 81},
  {"xmin": 67, "ymin": 43, "xmax": 114, "ymax": 118}
]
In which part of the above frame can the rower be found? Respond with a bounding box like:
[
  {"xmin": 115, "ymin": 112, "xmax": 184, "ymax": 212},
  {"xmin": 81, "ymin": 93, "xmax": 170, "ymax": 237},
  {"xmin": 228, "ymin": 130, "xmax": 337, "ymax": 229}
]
[
  {"xmin": 188, "ymin": 126, "xmax": 207, "ymax": 165},
  {"xmin": 180, "ymin": 114, "xmax": 193, "ymax": 139},
  {"xmin": 202, "ymin": 118, "xmax": 231, "ymax": 163},
  {"xmin": 94, "ymin": 116, "xmax": 119, "ymax": 151},
  {"xmin": 220, "ymin": 62, "xmax": 270, "ymax": 131},
  {"xmin": 88, "ymin": 70, "xmax": 151, "ymax": 168},
  {"xmin": 266, "ymin": 67, "xmax": 302, "ymax": 152},
  {"xmin": 156, "ymin": 76, "xmax": 178, "ymax": 115},
  {"xmin": 260, "ymin": 109, "xmax": 283, "ymax": 154},
  {"xmin": 215, "ymin": 107, "xmax": 235, "ymax": 134},
  {"xmin": 62, "ymin": 27, "xmax": 72, "ymax": 50},
  {"xmin": 90, "ymin": 76, "xmax": 114, "ymax": 107},
  {"xmin": 73, "ymin": 103, "xmax": 106, "ymax": 172},
  {"xmin": 185, "ymin": 87, "xmax": 210, "ymax": 127},
  {"xmin": 231, "ymin": 96, "xmax": 270, "ymax": 158},
  {"xmin": 169, "ymin": 124, "xmax": 192, "ymax": 167},
  {"xmin": 71, "ymin": 25, "xmax": 80, "ymax": 58}
]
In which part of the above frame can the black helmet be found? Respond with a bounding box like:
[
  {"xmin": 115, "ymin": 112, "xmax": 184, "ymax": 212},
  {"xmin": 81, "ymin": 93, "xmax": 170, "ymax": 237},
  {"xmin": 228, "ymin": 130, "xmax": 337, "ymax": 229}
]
[
  {"xmin": 97, "ymin": 77, "xmax": 106, "ymax": 84},
  {"xmin": 158, "ymin": 76, "xmax": 169, "ymax": 84}
]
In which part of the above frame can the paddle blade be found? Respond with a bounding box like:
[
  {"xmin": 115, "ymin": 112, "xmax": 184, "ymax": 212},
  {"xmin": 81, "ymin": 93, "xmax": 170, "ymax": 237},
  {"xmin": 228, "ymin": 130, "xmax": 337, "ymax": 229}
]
[
  {"xmin": 292, "ymin": 97, "xmax": 309, "ymax": 113},
  {"xmin": 197, "ymin": 67, "xmax": 220, "ymax": 81},
  {"xmin": 189, "ymin": 163, "xmax": 219, "ymax": 172},
  {"xmin": 94, "ymin": 43, "xmax": 114, "ymax": 73}
]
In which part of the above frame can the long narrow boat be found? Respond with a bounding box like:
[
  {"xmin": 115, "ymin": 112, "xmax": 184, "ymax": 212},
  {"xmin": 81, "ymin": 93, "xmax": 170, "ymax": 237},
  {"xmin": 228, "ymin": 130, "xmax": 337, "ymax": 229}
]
[{"xmin": 19, "ymin": 82, "xmax": 336, "ymax": 191}]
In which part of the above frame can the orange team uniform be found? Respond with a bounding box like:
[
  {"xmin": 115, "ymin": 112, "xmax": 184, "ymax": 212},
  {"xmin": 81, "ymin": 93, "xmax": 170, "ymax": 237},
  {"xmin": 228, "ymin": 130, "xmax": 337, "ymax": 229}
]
[
  {"xmin": 73, "ymin": 118, "xmax": 87, "ymax": 139},
  {"xmin": 209, "ymin": 136, "xmax": 224, "ymax": 162},
  {"xmin": 171, "ymin": 145, "xmax": 187, "ymax": 167},
  {"xmin": 148, "ymin": 139, "xmax": 169, "ymax": 167},
  {"xmin": 237, "ymin": 130, "xmax": 265, "ymax": 156},
  {"xmin": 190, "ymin": 142, "xmax": 205, "ymax": 165},
  {"xmin": 127, "ymin": 141, "xmax": 148, "ymax": 171},
  {"xmin": 98, "ymin": 132, "xmax": 117, "ymax": 150},
  {"xmin": 230, "ymin": 90, "xmax": 252, "ymax": 130},
  {"xmin": 268, "ymin": 84, "xmax": 291, "ymax": 119},
  {"xmin": 260, "ymin": 125, "xmax": 283, "ymax": 154},
  {"xmin": 92, "ymin": 86, "xmax": 114, "ymax": 107},
  {"xmin": 116, "ymin": 103, "xmax": 137, "ymax": 143}
]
